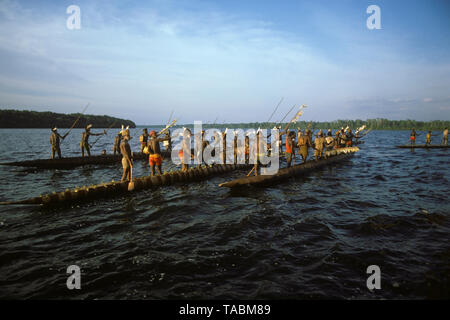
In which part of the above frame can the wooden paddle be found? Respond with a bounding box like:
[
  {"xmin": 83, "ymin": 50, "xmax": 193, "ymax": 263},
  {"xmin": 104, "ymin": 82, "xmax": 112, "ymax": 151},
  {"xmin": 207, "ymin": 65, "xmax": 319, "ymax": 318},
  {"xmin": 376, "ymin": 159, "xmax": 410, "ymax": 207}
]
[
  {"xmin": 158, "ymin": 119, "xmax": 177, "ymax": 136},
  {"xmin": 127, "ymin": 159, "xmax": 134, "ymax": 191}
]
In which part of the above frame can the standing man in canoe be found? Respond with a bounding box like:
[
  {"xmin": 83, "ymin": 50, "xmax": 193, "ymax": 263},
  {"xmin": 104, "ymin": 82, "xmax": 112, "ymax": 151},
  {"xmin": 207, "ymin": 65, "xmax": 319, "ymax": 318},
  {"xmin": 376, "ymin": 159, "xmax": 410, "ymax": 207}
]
[
  {"xmin": 277, "ymin": 126, "xmax": 284, "ymax": 154},
  {"xmin": 325, "ymin": 130, "xmax": 335, "ymax": 151},
  {"xmin": 314, "ymin": 130, "xmax": 327, "ymax": 160},
  {"xmin": 163, "ymin": 129, "xmax": 172, "ymax": 151},
  {"xmin": 50, "ymin": 127, "xmax": 66, "ymax": 159},
  {"xmin": 339, "ymin": 129, "xmax": 347, "ymax": 148},
  {"xmin": 113, "ymin": 131, "xmax": 122, "ymax": 155},
  {"xmin": 244, "ymin": 135, "xmax": 250, "ymax": 164},
  {"xmin": 120, "ymin": 133, "xmax": 133, "ymax": 181},
  {"xmin": 442, "ymin": 128, "xmax": 448, "ymax": 146},
  {"xmin": 425, "ymin": 131, "xmax": 438, "ymax": 145},
  {"xmin": 179, "ymin": 128, "xmax": 193, "ymax": 172},
  {"xmin": 147, "ymin": 130, "xmax": 169, "ymax": 175},
  {"xmin": 80, "ymin": 124, "xmax": 106, "ymax": 157},
  {"xmin": 345, "ymin": 129, "xmax": 354, "ymax": 147},
  {"xmin": 297, "ymin": 130, "xmax": 312, "ymax": 163},
  {"xmin": 253, "ymin": 129, "xmax": 265, "ymax": 176},
  {"xmin": 410, "ymin": 128, "xmax": 419, "ymax": 145},
  {"xmin": 139, "ymin": 129, "xmax": 149, "ymax": 153},
  {"xmin": 285, "ymin": 131, "xmax": 296, "ymax": 168},
  {"xmin": 222, "ymin": 129, "xmax": 227, "ymax": 164}
]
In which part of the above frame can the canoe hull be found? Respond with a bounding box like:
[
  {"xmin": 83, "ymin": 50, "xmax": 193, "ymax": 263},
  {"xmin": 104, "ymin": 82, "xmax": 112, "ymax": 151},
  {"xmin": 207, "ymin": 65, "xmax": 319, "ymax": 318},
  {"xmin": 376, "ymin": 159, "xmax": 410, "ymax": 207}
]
[
  {"xmin": 395, "ymin": 145, "xmax": 449, "ymax": 149},
  {"xmin": 219, "ymin": 147, "xmax": 359, "ymax": 188},
  {"xmin": 0, "ymin": 164, "xmax": 252, "ymax": 207},
  {"xmin": 1, "ymin": 151, "xmax": 172, "ymax": 169}
]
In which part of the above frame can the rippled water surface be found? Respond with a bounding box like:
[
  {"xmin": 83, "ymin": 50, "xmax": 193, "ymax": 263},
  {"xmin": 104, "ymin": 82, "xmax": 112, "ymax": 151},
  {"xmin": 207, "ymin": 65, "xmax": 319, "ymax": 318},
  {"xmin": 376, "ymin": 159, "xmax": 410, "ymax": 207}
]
[{"xmin": 0, "ymin": 129, "xmax": 448, "ymax": 299}]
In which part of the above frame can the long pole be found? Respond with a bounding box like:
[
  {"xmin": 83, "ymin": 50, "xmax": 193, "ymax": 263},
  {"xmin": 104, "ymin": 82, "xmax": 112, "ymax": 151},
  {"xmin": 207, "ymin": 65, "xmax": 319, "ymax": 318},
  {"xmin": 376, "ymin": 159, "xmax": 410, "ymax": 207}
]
[
  {"xmin": 90, "ymin": 121, "xmax": 116, "ymax": 148},
  {"xmin": 61, "ymin": 103, "xmax": 90, "ymax": 140},
  {"xmin": 167, "ymin": 110, "xmax": 174, "ymax": 125},
  {"xmin": 276, "ymin": 104, "xmax": 296, "ymax": 127},
  {"xmin": 267, "ymin": 97, "xmax": 284, "ymax": 124}
]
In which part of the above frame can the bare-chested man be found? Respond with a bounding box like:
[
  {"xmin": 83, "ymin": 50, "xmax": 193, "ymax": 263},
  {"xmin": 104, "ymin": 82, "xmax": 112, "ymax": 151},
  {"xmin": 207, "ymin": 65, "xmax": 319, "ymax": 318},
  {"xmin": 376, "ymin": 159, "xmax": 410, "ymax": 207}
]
[
  {"xmin": 50, "ymin": 127, "xmax": 66, "ymax": 159},
  {"xmin": 297, "ymin": 130, "xmax": 312, "ymax": 163},
  {"xmin": 314, "ymin": 130, "xmax": 326, "ymax": 160},
  {"xmin": 147, "ymin": 130, "xmax": 169, "ymax": 175},
  {"xmin": 285, "ymin": 131, "xmax": 296, "ymax": 168},
  {"xmin": 120, "ymin": 134, "xmax": 133, "ymax": 181}
]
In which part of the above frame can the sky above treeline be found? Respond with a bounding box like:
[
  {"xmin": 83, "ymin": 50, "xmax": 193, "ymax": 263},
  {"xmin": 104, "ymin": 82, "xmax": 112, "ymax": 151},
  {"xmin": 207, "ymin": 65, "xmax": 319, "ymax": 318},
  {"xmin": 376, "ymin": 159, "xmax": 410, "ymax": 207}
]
[{"xmin": 0, "ymin": 0, "xmax": 449, "ymax": 125}]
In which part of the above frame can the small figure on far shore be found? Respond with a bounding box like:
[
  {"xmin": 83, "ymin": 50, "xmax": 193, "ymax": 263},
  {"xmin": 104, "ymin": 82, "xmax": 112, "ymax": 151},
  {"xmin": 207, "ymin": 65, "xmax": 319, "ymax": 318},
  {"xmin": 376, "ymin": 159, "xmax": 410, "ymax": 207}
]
[
  {"xmin": 410, "ymin": 128, "xmax": 419, "ymax": 145},
  {"xmin": 425, "ymin": 130, "xmax": 438, "ymax": 145},
  {"xmin": 442, "ymin": 128, "xmax": 448, "ymax": 146}
]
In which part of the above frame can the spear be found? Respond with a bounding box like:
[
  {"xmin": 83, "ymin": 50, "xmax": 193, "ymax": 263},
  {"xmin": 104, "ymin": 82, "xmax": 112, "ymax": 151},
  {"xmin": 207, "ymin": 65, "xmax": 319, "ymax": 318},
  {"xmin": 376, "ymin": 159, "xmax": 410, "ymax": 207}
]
[
  {"xmin": 276, "ymin": 104, "xmax": 297, "ymax": 127},
  {"xmin": 61, "ymin": 103, "xmax": 90, "ymax": 141},
  {"xmin": 167, "ymin": 110, "xmax": 174, "ymax": 125},
  {"xmin": 90, "ymin": 121, "xmax": 116, "ymax": 148},
  {"xmin": 266, "ymin": 97, "xmax": 284, "ymax": 124}
]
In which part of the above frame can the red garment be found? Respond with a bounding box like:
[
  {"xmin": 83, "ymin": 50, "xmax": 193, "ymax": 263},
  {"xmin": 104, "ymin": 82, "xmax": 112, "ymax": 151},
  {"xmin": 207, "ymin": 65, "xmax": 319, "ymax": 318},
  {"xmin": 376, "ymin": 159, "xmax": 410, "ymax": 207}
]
[
  {"xmin": 286, "ymin": 139, "xmax": 293, "ymax": 154},
  {"xmin": 149, "ymin": 154, "xmax": 162, "ymax": 166}
]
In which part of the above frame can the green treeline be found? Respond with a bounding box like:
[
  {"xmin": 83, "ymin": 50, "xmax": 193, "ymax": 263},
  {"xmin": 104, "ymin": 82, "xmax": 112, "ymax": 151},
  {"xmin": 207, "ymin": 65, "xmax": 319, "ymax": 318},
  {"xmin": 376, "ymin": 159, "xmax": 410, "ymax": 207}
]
[
  {"xmin": 189, "ymin": 119, "xmax": 449, "ymax": 130},
  {"xmin": 0, "ymin": 109, "xmax": 136, "ymax": 128}
]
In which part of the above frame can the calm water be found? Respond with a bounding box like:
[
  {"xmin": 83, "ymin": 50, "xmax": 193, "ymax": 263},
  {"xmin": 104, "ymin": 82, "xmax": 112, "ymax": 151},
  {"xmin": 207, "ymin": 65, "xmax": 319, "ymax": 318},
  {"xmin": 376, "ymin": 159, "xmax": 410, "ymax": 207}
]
[{"xmin": 0, "ymin": 129, "xmax": 448, "ymax": 299}]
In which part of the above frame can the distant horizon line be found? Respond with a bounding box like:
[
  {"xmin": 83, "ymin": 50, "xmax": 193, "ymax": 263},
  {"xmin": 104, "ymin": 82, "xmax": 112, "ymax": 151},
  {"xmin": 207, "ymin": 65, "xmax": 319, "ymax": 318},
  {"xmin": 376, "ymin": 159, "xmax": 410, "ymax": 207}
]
[{"xmin": 136, "ymin": 118, "xmax": 450, "ymax": 127}]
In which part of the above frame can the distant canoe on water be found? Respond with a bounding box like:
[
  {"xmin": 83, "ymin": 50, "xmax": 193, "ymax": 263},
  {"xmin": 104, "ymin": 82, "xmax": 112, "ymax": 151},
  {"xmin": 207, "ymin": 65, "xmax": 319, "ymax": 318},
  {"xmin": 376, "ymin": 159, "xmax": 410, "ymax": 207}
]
[
  {"xmin": 395, "ymin": 144, "xmax": 450, "ymax": 149},
  {"xmin": 1, "ymin": 151, "xmax": 172, "ymax": 169}
]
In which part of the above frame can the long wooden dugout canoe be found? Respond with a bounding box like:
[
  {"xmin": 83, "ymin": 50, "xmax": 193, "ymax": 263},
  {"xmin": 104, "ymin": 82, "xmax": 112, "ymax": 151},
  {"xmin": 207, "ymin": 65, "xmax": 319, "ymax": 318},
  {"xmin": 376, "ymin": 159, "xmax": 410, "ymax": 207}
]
[
  {"xmin": 0, "ymin": 164, "xmax": 251, "ymax": 207},
  {"xmin": 0, "ymin": 151, "xmax": 172, "ymax": 169},
  {"xmin": 218, "ymin": 147, "xmax": 360, "ymax": 188},
  {"xmin": 395, "ymin": 144, "xmax": 449, "ymax": 149}
]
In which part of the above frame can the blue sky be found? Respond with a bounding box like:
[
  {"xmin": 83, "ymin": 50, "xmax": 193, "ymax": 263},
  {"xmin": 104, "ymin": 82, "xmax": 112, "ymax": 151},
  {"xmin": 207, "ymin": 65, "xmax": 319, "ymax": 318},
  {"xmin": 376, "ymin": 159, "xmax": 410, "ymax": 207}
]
[{"xmin": 0, "ymin": 0, "xmax": 449, "ymax": 124}]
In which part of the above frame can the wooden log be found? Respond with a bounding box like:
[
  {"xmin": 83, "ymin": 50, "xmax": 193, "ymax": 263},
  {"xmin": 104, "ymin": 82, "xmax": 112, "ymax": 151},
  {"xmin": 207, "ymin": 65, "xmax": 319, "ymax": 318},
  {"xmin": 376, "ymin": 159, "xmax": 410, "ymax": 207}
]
[
  {"xmin": 219, "ymin": 147, "xmax": 359, "ymax": 188},
  {"xmin": 0, "ymin": 163, "xmax": 252, "ymax": 207}
]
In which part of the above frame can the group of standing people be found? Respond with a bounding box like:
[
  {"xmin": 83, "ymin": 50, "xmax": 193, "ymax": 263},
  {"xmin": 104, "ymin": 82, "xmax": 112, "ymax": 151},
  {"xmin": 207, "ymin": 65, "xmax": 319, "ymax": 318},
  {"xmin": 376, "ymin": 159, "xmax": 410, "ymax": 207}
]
[
  {"xmin": 283, "ymin": 127, "xmax": 359, "ymax": 169},
  {"xmin": 50, "ymin": 124, "xmax": 106, "ymax": 159},
  {"xmin": 50, "ymin": 124, "xmax": 365, "ymax": 181},
  {"xmin": 119, "ymin": 127, "xmax": 174, "ymax": 181},
  {"xmin": 410, "ymin": 128, "xmax": 448, "ymax": 145}
]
